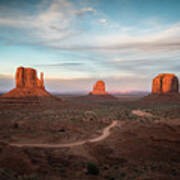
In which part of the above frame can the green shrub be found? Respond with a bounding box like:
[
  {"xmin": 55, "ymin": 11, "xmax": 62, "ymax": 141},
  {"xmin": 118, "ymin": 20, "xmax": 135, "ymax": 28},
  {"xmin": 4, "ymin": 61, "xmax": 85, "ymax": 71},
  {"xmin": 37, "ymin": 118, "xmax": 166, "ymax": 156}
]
[
  {"xmin": 87, "ymin": 162, "xmax": 99, "ymax": 175},
  {"xmin": 106, "ymin": 175, "xmax": 115, "ymax": 180}
]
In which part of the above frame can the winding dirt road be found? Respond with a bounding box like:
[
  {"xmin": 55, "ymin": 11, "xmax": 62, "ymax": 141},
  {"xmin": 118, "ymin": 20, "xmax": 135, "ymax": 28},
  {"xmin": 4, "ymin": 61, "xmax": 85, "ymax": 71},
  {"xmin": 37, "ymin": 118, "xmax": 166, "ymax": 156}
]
[{"xmin": 10, "ymin": 120, "xmax": 118, "ymax": 148}]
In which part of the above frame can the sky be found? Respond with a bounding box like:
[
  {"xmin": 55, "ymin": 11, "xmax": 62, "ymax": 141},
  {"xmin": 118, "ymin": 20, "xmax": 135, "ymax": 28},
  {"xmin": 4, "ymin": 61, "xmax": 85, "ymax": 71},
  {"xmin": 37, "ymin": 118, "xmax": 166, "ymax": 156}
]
[{"xmin": 0, "ymin": 0, "xmax": 180, "ymax": 93}]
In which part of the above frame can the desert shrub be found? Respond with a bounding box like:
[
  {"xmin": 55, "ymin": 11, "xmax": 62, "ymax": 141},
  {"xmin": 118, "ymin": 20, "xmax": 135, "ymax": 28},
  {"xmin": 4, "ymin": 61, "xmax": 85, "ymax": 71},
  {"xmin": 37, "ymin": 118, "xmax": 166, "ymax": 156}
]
[
  {"xmin": 150, "ymin": 164, "xmax": 157, "ymax": 170},
  {"xmin": 84, "ymin": 111, "xmax": 97, "ymax": 121},
  {"xmin": 87, "ymin": 162, "xmax": 99, "ymax": 175},
  {"xmin": 84, "ymin": 111, "xmax": 97, "ymax": 117},
  {"xmin": 105, "ymin": 175, "xmax": 115, "ymax": 180}
]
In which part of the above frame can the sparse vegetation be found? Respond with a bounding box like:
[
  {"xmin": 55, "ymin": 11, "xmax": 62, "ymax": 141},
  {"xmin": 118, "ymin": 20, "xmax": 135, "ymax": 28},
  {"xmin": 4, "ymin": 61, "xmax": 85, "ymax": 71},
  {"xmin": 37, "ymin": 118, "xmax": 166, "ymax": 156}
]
[{"xmin": 1, "ymin": 95, "xmax": 180, "ymax": 179}]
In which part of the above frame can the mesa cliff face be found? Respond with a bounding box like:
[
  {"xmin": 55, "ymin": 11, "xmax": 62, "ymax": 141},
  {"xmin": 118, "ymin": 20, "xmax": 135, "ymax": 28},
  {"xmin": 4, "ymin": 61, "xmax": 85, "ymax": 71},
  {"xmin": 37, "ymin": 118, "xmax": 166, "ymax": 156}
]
[
  {"xmin": 152, "ymin": 73, "xmax": 179, "ymax": 94},
  {"xmin": 2, "ymin": 67, "xmax": 51, "ymax": 97},
  {"xmin": 16, "ymin": 67, "xmax": 44, "ymax": 89},
  {"xmin": 91, "ymin": 80, "xmax": 108, "ymax": 95}
]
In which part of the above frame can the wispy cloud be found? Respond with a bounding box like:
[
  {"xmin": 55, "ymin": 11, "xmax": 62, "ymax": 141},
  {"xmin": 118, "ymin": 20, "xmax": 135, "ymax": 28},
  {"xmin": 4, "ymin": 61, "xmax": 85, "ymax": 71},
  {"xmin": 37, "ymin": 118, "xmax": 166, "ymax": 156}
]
[
  {"xmin": 0, "ymin": 0, "xmax": 96, "ymax": 44},
  {"xmin": 45, "ymin": 22, "xmax": 180, "ymax": 56},
  {"xmin": 0, "ymin": 0, "xmax": 180, "ymax": 56},
  {"xmin": 74, "ymin": 7, "xmax": 96, "ymax": 16},
  {"xmin": 98, "ymin": 18, "xmax": 107, "ymax": 24}
]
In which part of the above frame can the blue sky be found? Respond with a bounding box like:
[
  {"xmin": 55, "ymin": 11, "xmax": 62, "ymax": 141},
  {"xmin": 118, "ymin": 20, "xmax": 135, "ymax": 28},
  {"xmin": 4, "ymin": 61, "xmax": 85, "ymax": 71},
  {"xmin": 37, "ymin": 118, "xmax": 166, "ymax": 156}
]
[{"xmin": 0, "ymin": 0, "xmax": 180, "ymax": 93}]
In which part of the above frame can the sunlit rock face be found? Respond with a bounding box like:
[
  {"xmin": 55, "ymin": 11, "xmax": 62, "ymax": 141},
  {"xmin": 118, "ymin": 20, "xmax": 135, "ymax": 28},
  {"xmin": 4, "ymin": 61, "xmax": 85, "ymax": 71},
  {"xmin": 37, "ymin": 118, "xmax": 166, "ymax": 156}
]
[
  {"xmin": 152, "ymin": 73, "xmax": 179, "ymax": 94},
  {"xmin": 16, "ymin": 67, "xmax": 44, "ymax": 89},
  {"xmin": 91, "ymin": 80, "xmax": 108, "ymax": 95},
  {"xmin": 2, "ymin": 66, "xmax": 50, "ymax": 97}
]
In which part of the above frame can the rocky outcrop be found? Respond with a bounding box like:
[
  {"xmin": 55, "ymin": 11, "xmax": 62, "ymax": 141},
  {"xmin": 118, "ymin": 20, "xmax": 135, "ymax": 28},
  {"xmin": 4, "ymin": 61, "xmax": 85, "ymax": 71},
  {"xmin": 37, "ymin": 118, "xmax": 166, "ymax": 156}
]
[
  {"xmin": 91, "ymin": 80, "xmax": 108, "ymax": 95},
  {"xmin": 2, "ymin": 67, "xmax": 51, "ymax": 97},
  {"xmin": 152, "ymin": 73, "xmax": 179, "ymax": 94},
  {"xmin": 16, "ymin": 67, "xmax": 44, "ymax": 89}
]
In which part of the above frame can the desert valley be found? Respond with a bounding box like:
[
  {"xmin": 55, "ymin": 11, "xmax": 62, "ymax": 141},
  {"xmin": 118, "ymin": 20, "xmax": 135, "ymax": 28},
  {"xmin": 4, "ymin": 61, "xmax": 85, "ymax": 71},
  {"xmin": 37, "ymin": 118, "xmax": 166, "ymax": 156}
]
[
  {"xmin": 1, "ymin": 0, "xmax": 180, "ymax": 179},
  {"xmin": 0, "ymin": 67, "xmax": 180, "ymax": 180}
]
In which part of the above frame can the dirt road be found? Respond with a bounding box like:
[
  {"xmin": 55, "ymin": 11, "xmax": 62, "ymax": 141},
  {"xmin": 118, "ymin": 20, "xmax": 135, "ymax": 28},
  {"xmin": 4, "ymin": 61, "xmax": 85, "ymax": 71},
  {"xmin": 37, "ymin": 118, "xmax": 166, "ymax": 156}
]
[
  {"xmin": 132, "ymin": 110, "xmax": 153, "ymax": 117},
  {"xmin": 10, "ymin": 121, "xmax": 118, "ymax": 148}
]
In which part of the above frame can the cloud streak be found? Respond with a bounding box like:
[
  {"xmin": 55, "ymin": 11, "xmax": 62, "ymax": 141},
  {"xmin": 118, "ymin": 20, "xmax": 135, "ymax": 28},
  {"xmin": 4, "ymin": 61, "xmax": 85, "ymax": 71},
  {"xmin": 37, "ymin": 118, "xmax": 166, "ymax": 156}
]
[
  {"xmin": 98, "ymin": 19, "xmax": 107, "ymax": 24},
  {"xmin": 47, "ymin": 23, "xmax": 180, "ymax": 55},
  {"xmin": 34, "ymin": 62, "xmax": 84, "ymax": 67},
  {"xmin": 74, "ymin": 7, "xmax": 96, "ymax": 16}
]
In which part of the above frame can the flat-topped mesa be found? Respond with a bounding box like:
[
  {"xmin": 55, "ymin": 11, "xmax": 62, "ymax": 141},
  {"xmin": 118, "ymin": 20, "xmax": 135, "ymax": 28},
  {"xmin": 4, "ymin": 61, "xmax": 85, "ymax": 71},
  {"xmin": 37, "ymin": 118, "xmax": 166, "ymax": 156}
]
[
  {"xmin": 16, "ymin": 67, "xmax": 44, "ymax": 89},
  {"xmin": 152, "ymin": 73, "xmax": 179, "ymax": 94},
  {"xmin": 91, "ymin": 80, "xmax": 108, "ymax": 95}
]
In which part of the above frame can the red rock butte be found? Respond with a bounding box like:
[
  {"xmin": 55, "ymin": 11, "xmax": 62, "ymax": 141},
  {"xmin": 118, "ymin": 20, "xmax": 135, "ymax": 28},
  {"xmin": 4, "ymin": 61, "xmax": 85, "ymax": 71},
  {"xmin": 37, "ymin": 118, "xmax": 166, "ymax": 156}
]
[
  {"xmin": 91, "ymin": 80, "xmax": 108, "ymax": 95},
  {"xmin": 152, "ymin": 73, "xmax": 179, "ymax": 94},
  {"xmin": 2, "ymin": 66, "xmax": 51, "ymax": 97},
  {"xmin": 16, "ymin": 67, "xmax": 44, "ymax": 89}
]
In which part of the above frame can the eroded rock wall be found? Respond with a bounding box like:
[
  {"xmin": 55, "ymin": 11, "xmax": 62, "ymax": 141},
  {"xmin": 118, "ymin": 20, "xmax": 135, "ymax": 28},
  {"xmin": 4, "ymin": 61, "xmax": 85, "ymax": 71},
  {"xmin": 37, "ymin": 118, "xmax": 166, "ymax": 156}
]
[
  {"xmin": 16, "ymin": 67, "xmax": 44, "ymax": 89},
  {"xmin": 152, "ymin": 74, "xmax": 179, "ymax": 94}
]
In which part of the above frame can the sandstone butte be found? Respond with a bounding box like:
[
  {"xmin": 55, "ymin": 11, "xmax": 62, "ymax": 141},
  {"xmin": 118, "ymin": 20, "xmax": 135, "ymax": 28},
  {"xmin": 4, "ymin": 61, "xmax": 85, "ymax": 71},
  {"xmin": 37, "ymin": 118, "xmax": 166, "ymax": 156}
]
[
  {"xmin": 2, "ymin": 66, "xmax": 51, "ymax": 97},
  {"xmin": 91, "ymin": 80, "xmax": 108, "ymax": 95},
  {"xmin": 152, "ymin": 73, "xmax": 179, "ymax": 94}
]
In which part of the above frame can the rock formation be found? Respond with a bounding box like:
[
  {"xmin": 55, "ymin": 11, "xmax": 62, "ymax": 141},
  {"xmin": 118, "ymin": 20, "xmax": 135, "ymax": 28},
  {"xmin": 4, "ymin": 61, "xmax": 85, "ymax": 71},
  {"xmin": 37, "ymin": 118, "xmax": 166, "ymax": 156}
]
[
  {"xmin": 152, "ymin": 73, "xmax": 179, "ymax": 94},
  {"xmin": 2, "ymin": 67, "xmax": 51, "ymax": 97},
  {"xmin": 91, "ymin": 80, "xmax": 108, "ymax": 95},
  {"xmin": 16, "ymin": 67, "xmax": 44, "ymax": 89}
]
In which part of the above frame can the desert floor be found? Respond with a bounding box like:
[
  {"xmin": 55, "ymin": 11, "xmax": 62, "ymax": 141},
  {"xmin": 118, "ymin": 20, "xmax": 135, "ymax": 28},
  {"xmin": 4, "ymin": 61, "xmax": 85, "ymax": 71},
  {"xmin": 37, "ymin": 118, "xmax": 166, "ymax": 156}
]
[{"xmin": 0, "ymin": 95, "xmax": 180, "ymax": 180}]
